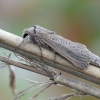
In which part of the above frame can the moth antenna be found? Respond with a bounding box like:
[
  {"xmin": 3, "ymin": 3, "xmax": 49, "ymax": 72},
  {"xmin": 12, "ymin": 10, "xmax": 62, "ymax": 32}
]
[{"xmin": 33, "ymin": 25, "xmax": 37, "ymax": 34}]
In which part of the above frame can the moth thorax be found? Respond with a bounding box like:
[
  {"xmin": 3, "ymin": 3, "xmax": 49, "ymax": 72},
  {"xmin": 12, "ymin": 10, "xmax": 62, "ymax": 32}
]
[{"xmin": 23, "ymin": 27, "xmax": 34, "ymax": 38}]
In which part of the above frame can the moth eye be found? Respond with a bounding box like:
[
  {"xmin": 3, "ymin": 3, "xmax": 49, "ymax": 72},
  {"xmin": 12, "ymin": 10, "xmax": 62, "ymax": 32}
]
[{"xmin": 23, "ymin": 33, "xmax": 28, "ymax": 38}]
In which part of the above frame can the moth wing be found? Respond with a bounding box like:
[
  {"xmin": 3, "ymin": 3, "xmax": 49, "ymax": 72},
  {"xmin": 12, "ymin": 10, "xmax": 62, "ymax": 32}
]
[
  {"xmin": 35, "ymin": 26, "xmax": 91, "ymax": 69},
  {"xmin": 41, "ymin": 35, "xmax": 91, "ymax": 69}
]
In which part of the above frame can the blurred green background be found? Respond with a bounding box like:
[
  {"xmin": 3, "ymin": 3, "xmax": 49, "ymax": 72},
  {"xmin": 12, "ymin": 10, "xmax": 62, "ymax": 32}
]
[{"xmin": 0, "ymin": 0, "xmax": 100, "ymax": 100}]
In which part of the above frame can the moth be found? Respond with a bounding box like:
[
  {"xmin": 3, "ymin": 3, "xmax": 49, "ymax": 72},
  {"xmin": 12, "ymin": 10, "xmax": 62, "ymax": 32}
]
[{"xmin": 20, "ymin": 25, "xmax": 100, "ymax": 69}]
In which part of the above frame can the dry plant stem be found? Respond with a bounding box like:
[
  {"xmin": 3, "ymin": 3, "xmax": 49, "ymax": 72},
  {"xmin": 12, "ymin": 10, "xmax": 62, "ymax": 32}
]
[
  {"xmin": 0, "ymin": 56, "xmax": 48, "ymax": 77},
  {"xmin": 0, "ymin": 56, "xmax": 100, "ymax": 98},
  {"xmin": 32, "ymin": 83, "xmax": 52, "ymax": 99},
  {"xmin": 0, "ymin": 29, "xmax": 100, "ymax": 85},
  {"xmin": 15, "ymin": 81, "xmax": 53, "ymax": 100},
  {"xmin": 49, "ymin": 92, "xmax": 86, "ymax": 100},
  {"xmin": 54, "ymin": 75, "xmax": 100, "ymax": 98}
]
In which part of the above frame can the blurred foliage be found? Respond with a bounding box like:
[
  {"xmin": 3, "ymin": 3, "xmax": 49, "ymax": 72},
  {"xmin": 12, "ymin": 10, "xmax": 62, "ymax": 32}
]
[{"xmin": 0, "ymin": 0, "xmax": 100, "ymax": 100}]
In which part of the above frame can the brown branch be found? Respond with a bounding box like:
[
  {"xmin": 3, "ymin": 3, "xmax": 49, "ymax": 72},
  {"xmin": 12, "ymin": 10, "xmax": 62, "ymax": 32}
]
[{"xmin": 0, "ymin": 29, "xmax": 100, "ymax": 85}]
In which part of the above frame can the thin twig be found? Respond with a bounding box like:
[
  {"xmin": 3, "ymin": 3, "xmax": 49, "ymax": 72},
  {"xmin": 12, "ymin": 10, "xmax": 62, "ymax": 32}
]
[
  {"xmin": 0, "ymin": 56, "xmax": 49, "ymax": 77},
  {"xmin": 49, "ymin": 92, "xmax": 86, "ymax": 100},
  {"xmin": 32, "ymin": 83, "xmax": 52, "ymax": 99},
  {"xmin": 15, "ymin": 81, "xmax": 53, "ymax": 100}
]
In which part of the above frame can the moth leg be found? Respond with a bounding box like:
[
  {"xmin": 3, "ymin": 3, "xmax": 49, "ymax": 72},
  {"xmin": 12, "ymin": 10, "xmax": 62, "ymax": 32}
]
[
  {"xmin": 50, "ymin": 48, "xmax": 56, "ymax": 63},
  {"xmin": 35, "ymin": 37, "xmax": 43, "ymax": 61},
  {"xmin": 38, "ymin": 44, "xmax": 43, "ymax": 61},
  {"xmin": 59, "ymin": 72, "xmax": 62, "ymax": 75},
  {"xmin": 53, "ymin": 51, "xmax": 56, "ymax": 63},
  {"xmin": 14, "ymin": 35, "xmax": 31, "ymax": 52}
]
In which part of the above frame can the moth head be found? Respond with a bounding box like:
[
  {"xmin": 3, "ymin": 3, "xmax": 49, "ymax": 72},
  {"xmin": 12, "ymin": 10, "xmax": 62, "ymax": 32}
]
[
  {"xmin": 22, "ymin": 27, "xmax": 35, "ymax": 38},
  {"xmin": 33, "ymin": 25, "xmax": 56, "ymax": 35}
]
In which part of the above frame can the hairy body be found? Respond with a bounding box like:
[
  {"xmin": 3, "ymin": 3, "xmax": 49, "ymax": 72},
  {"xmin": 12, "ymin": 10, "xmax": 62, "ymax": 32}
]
[{"xmin": 20, "ymin": 25, "xmax": 100, "ymax": 69}]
